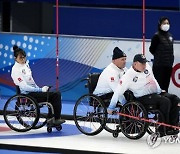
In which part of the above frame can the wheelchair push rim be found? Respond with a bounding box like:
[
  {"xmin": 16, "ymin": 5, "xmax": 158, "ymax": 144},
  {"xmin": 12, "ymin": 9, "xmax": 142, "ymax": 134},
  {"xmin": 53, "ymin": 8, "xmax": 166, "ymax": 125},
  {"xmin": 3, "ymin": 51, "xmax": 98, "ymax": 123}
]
[
  {"xmin": 3, "ymin": 94, "xmax": 40, "ymax": 132},
  {"xmin": 73, "ymin": 94, "xmax": 107, "ymax": 136}
]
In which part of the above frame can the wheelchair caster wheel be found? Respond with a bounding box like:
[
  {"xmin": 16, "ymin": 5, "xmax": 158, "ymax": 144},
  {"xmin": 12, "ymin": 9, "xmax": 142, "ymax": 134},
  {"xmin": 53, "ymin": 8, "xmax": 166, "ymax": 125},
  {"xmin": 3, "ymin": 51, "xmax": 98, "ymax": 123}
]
[
  {"xmin": 150, "ymin": 133, "xmax": 158, "ymax": 143},
  {"xmin": 113, "ymin": 132, "xmax": 119, "ymax": 138},
  {"xmin": 56, "ymin": 125, "xmax": 62, "ymax": 131},
  {"xmin": 47, "ymin": 127, "xmax": 52, "ymax": 133}
]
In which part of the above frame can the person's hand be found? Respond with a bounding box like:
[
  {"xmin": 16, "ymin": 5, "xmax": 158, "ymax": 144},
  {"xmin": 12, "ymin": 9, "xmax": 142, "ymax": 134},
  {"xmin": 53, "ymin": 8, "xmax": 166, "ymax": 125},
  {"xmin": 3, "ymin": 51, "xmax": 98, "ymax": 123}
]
[
  {"xmin": 42, "ymin": 86, "xmax": 49, "ymax": 92},
  {"xmin": 161, "ymin": 90, "xmax": 166, "ymax": 93},
  {"xmin": 160, "ymin": 90, "xmax": 166, "ymax": 95}
]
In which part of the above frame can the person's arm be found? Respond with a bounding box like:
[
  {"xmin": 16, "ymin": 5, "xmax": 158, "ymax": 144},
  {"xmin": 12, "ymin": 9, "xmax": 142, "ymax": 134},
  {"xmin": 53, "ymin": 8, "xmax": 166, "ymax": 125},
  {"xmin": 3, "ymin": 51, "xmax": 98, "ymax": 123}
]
[
  {"xmin": 146, "ymin": 63, "xmax": 162, "ymax": 94},
  {"xmin": 109, "ymin": 75, "xmax": 129, "ymax": 109},
  {"xmin": 11, "ymin": 69, "xmax": 42, "ymax": 92},
  {"xmin": 149, "ymin": 34, "xmax": 159, "ymax": 55}
]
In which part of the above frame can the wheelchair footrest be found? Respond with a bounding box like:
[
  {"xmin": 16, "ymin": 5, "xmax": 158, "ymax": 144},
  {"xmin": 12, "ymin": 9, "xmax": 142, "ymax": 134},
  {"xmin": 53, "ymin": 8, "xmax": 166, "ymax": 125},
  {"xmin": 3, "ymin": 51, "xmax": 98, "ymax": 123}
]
[{"xmin": 47, "ymin": 118, "xmax": 65, "ymax": 127}]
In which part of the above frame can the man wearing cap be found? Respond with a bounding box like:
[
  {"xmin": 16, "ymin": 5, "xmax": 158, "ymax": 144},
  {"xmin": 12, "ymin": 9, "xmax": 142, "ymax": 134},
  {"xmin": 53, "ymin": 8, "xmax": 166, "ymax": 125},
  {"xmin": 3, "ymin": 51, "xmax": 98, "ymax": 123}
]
[
  {"xmin": 93, "ymin": 47, "xmax": 127, "ymax": 103},
  {"xmin": 108, "ymin": 53, "xmax": 179, "ymax": 136}
]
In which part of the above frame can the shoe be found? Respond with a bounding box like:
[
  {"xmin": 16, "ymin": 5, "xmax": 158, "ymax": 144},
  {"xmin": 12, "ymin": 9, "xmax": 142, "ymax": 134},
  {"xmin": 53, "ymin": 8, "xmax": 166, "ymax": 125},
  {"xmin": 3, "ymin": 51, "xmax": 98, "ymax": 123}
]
[
  {"xmin": 166, "ymin": 129, "xmax": 179, "ymax": 135},
  {"xmin": 159, "ymin": 132, "xmax": 166, "ymax": 137},
  {"xmin": 53, "ymin": 119, "xmax": 66, "ymax": 125}
]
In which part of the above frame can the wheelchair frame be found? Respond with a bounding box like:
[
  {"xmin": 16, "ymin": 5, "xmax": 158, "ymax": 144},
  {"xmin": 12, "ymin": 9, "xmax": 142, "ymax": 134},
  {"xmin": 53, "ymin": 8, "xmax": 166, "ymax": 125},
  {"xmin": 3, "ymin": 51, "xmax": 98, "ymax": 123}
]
[{"xmin": 3, "ymin": 86, "xmax": 62, "ymax": 133}]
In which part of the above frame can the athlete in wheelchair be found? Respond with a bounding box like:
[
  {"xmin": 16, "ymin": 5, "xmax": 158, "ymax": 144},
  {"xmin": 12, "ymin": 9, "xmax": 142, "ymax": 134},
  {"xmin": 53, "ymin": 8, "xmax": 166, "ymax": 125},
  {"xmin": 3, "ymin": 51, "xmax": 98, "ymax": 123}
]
[
  {"xmin": 3, "ymin": 45, "xmax": 65, "ymax": 133},
  {"xmin": 73, "ymin": 54, "xmax": 179, "ymax": 140},
  {"xmin": 109, "ymin": 54, "xmax": 179, "ymax": 138},
  {"xmin": 74, "ymin": 47, "xmax": 127, "ymax": 136}
]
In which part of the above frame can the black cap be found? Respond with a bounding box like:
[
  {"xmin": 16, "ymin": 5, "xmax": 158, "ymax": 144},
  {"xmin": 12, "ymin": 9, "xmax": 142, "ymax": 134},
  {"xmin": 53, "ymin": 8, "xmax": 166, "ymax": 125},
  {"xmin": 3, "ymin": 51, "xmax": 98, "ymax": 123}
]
[
  {"xmin": 112, "ymin": 47, "xmax": 126, "ymax": 60},
  {"xmin": 133, "ymin": 54, "xmax": 148, "ymax": 63}
]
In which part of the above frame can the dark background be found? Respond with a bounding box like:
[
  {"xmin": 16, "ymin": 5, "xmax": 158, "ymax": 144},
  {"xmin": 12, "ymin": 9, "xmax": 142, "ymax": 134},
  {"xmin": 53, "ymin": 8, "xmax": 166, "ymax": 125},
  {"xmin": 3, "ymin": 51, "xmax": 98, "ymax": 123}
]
[{"xmin": 1, "ymin": 0, "xmax": 180, "ymax": 39}]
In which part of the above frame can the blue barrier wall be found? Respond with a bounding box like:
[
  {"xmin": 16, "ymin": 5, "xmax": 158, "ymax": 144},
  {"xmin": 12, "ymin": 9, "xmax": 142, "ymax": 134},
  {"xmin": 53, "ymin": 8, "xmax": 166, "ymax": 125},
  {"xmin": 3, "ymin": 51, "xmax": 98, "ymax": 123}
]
[
  {"xmin": 57, "ymin": 7, "xmax": 180, "ymax": 40},
  {"xmin": 0, "ymin": 33, "xmax": 179, "ymax": 100}
]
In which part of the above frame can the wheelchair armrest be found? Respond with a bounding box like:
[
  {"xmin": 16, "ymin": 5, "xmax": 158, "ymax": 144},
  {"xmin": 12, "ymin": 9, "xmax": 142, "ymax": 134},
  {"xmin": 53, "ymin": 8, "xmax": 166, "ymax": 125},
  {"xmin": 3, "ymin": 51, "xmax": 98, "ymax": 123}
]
[
  {"xmin": 81, "ymin": 78, "xmax": 89, "ymax": 82},
  {"xmin": 80, "ymin": 77, "xmax": 89, "ymax": 88}
]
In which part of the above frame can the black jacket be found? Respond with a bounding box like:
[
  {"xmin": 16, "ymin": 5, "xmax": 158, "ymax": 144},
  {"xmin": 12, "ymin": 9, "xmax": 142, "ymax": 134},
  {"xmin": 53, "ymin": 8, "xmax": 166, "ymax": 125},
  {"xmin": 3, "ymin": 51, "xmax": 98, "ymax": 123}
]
[{"xmin": 149, "ymin": 30, "xmax": 174, "ymax": 67}]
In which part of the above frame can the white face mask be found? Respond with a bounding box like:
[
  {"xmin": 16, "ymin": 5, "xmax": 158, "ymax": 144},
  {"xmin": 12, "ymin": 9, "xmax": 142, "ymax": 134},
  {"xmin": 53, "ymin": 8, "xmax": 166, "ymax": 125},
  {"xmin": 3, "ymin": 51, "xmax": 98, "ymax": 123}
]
[{"xmin": 161, "ymin": 24, "xmax": 170, "ymax": 31}]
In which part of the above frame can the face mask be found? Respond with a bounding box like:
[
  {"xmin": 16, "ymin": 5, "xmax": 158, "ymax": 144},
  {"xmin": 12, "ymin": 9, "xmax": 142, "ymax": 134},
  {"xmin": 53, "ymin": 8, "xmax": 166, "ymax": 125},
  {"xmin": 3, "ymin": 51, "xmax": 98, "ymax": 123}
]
[{"xmin": 161, "ymin": 24, "xmax": 170, "ymax": 31}]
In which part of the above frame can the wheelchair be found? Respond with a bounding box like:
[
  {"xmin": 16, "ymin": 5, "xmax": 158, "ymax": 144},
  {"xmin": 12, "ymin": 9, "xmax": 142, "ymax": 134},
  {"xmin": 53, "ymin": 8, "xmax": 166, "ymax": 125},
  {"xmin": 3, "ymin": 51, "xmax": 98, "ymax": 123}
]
[
  {"xmin": 3, "ymin": 86, "xmax": 62, "ymax": 133},
  {"xmin": 73, "ymin": 73, "xmax": 165, "ymax": 139}
]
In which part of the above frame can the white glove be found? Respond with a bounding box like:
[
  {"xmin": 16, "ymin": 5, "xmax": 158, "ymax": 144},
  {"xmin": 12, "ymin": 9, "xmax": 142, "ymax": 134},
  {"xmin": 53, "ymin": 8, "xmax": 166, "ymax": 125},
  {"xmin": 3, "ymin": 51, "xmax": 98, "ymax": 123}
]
[{"xmin": 42, "ymin": 86, "xmax": 49, "ymax": 92}]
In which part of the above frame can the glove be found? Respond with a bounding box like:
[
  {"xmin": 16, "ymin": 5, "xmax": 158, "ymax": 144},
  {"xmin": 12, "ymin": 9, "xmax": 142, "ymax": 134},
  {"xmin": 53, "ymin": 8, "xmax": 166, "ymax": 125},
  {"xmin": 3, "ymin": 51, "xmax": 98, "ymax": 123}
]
[{"xmin": 42, "ymin": 86, "xmax": 49, "ymax": 92}]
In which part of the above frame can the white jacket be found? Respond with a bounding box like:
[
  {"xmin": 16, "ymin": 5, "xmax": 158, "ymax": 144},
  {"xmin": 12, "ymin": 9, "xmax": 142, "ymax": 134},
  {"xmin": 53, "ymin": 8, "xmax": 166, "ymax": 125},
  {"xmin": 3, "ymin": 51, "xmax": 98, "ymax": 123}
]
[
  {"xmin": 11, "ymin": 61, "xmax": 42, "ymax": 94},
  {"xmin": 110, "ymin": 63, "xmax": 161, "ymax": 108},
  {"xmin": 93, "ymin": 63, "xmax": 127, "ymax": 95}
]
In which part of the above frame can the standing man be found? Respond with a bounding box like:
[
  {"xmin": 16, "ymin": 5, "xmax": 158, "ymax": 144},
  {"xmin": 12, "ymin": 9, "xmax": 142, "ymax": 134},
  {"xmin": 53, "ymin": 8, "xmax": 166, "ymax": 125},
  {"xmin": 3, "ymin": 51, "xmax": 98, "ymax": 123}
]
[{"xmin": 93, "ymin": 47, "xmax": 127, "ymax": 104}]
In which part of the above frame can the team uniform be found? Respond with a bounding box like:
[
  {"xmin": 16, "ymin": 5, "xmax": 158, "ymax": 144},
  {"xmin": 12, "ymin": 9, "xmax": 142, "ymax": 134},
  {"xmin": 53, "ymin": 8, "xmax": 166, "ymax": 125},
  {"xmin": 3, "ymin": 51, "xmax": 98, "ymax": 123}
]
[
  {"xmin": 11, "ymin": 61, "xmax": 62, "ymax": 120},
  {"xmin": 109, "ymin": 63, "xmax": 179, "ymax": 129},
  {"xmin": 11, "ymin": 61, "xmax": 42, "ymax": 94},
  {"xmin": 110, "ymin": 63, "xmax": 161, "ymax": 105},
  {"xmin": 93, "ymin": 63, "xmax": 127, "ymax": 104}
]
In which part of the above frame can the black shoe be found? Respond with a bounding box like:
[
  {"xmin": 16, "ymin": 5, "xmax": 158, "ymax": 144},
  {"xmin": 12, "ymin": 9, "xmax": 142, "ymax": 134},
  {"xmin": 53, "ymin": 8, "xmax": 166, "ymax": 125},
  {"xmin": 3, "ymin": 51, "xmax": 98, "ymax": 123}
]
[
  {"xmin": 166, "ymin": 129, "xmax": 179, "ymax": 135},
  {"xmin": 157, "ymin": 126, "xmax": 166, "ymax": 137},
  {"xmin": 53, "ymin": 119, "xmax": 66, "ymax": 125},
  {"xmin": 158, "ymin": 131, "xmax": 166, "ymax": 137}
]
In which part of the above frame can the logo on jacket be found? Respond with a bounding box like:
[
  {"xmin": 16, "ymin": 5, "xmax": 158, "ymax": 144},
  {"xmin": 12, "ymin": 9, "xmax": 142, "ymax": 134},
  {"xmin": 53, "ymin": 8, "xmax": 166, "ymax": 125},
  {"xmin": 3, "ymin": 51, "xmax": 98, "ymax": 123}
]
[
  {"xmin": 119, "ymin": 80, "xmax": 122, "ymax": 85},
  {"xmin": 22, "ymin": 69, "xmax": 26, "ymax": 74},
  {"xmin": 18, "ymin": 78, "xmax": 23, "ymax": 82},
  {"xmin": 144, "ymin": 69, "xmax": 149, "ymax": 74},
  {"xmin": 169, "ymin": 36, "xmax": 173, "ymax": 42},
  {"xmin": 133, "ymin": 76, "xmax": 138, "ymax": 82},
  {"xmin": 110, "ymin": 77, "xmax": 114, "ymax": 82}
]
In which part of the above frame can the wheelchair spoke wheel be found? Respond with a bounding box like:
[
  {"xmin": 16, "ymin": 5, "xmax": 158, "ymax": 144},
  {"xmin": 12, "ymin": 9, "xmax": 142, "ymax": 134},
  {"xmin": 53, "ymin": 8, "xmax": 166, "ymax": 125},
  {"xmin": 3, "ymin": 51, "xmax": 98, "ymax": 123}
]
[
  {"xmin": 147, "ymin": 110, "xmax": 164, "ymax": 135},
  {"xmin": 3, "ymin": 95, "xmax": 40, "ymax": 132},
  {"xmin": 73, "ymin": 94, "xmax": 107, "ymax": 136},
  {"xmin": 32, "ymin": 113, "xmax": 47, "ymax": 129},
  {"xmin": 120, "ymin": 101, "xmax": 148, "ymax": 140}
]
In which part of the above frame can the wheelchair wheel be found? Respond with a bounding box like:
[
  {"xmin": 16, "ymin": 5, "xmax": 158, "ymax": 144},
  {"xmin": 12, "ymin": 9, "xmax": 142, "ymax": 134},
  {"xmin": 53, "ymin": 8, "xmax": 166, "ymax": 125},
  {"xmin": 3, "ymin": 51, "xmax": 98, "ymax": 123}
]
[
  {"xmin": 104, "ymin": 108, "xmax": 121, "ymax": 134},
  {"xmin": 32, "ymin": 113, "xmax": 47, "ymax": 129},
  {"xmin": 3, "ymin": 94, "xmax": 40, "ymax": 132},
  {"xmin": 32, "ymin": 103, "xmax": 49, "ymax": 129},
  {"xmin": 147, "ymin": 110, "xmax": 164, "ymax": 135},
  {"xmin": 73, "ymin": 94, "xmax": 107, "ymax": 136},
  {"xmin": 119, "ymin": 101, "xmax": 148, "ymax": 140}
]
